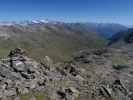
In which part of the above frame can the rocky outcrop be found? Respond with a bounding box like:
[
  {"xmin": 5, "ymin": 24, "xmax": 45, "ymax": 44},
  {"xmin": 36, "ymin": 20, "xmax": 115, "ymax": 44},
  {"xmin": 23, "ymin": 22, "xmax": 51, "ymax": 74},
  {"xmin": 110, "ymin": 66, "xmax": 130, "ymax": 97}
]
[
  {"xmin": 0, "ymin": 48, "xmax": 82, "ymax": 100},
  {"xmin": 0, "ymin": 48, "xmax": 132, "ymax": 100}
]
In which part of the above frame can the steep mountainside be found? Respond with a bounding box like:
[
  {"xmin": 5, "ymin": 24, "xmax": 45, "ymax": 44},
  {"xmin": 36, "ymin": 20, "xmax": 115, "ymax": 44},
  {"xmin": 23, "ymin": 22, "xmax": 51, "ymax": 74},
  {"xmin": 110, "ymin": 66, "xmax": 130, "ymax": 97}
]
[{"xmin": 108, "ymin": 28, "xmax": 133, "ymax": 47}]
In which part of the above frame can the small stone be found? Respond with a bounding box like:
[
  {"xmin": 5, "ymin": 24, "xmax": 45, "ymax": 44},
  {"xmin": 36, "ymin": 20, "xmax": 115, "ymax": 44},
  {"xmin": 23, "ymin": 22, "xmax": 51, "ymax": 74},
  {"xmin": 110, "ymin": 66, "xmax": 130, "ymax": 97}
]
[
  {"xmin": 67, "ymin": 87, "xmax": 79, "ymax": 98},
  {"xmin": 57, "ymin": 91, "xmax": 67, "ymax": 99},
  {"xmin": 29, "ymin": 96, "xmax": 36, "ymax": 100},
  {"xmin": 14, "ymin": 96, "xmax": 21, "ymax": 100},
  {"xmin": 21, "ymin": 72, "xmax": 31, "ymax": 79},
  {"xmin": 18, "ymin": 87, "xmax": 29, "ymax": 94},
  {"xmin": 41, "ymin": 56, "xmax": 53, "ymax": 71}
]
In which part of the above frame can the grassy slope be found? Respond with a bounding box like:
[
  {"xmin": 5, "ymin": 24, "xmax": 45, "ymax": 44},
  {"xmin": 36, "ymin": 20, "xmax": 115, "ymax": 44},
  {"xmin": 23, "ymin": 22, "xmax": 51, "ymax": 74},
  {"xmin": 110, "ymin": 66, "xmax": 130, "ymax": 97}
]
[{"xmin": 0, "ymin": 24, "xmax": 106, "ymax": 62}]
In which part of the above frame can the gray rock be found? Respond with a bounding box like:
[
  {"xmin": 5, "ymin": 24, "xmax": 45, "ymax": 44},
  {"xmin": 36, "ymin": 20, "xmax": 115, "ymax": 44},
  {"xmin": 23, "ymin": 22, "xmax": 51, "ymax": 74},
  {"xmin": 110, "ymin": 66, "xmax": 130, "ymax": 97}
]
[
  {"xmin": 4, "ymin": 88, "xmax": 16, "ymax": 97},
  {"xmin": 13, "ymin": 61, "xmax": 26, "ymax": 72},
  {"xmin": 21, "ymin": 72, "xmax": 31, "ymax": 79}
]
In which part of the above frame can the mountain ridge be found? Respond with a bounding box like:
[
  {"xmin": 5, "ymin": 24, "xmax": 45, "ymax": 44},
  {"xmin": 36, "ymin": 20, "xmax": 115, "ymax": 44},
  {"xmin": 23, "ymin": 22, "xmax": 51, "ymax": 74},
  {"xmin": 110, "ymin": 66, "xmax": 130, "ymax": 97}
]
[
  {"xmin": 0, "ymin": 20, "xmax": 127, "ymax": 39},
  {"xmin": 0, "ymin": 20, "xmax": 128, "ymax": 62}
]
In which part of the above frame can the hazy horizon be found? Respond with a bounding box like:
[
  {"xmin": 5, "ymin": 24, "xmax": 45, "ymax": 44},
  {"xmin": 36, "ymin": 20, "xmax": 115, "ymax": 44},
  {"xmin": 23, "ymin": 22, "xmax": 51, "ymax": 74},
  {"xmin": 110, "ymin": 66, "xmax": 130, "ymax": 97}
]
[{"xmin": 0, "ymin": 0, "xmax": 132, "ymax": 26}]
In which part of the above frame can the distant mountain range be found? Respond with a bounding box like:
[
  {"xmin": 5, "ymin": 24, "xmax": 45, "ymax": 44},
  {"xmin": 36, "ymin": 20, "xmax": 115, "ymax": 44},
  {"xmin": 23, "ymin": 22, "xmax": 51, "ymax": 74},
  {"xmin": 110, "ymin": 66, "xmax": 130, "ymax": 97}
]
[
  {"xmin": 66, "ymin": 22, "xmax": 128, "ymax": 38},
  {"xmin": 0, "ymin": 20, "xmax": 128, "ymax": 61},
  {"xmin": 0, "ymin": 20, "xmax": 128, "ymax": 38}
]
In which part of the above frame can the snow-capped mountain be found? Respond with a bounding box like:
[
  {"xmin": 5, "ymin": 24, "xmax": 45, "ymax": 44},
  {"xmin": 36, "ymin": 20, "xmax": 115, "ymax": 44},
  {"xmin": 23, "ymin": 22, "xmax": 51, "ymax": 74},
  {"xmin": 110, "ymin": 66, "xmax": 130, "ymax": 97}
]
[
  {"xmin": 0, "ymin": 19, "xmax": 128, "ymax": 38},
  {"xmin": 0, "ymin": 21, "xmax": 16, "ymax": 26},
  {"xmin": 0, "ymin": 19, "xmax": 60, "ymax": 26}
]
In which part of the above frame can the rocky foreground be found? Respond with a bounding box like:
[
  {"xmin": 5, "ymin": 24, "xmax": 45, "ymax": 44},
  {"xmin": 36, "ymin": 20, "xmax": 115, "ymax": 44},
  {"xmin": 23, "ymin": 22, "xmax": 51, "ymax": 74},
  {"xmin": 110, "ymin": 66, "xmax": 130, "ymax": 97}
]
[{"xmin": 0, "ymin": 48, "xmax": 133, "ymax": 100}]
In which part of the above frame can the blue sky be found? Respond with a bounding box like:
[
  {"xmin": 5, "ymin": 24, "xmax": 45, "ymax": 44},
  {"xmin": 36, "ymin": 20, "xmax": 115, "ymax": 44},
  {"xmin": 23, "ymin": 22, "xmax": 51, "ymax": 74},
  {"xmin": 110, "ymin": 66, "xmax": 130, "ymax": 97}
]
[{"xmin": 0, "ymin": 0, "xmax": 132, "ymax": 25}]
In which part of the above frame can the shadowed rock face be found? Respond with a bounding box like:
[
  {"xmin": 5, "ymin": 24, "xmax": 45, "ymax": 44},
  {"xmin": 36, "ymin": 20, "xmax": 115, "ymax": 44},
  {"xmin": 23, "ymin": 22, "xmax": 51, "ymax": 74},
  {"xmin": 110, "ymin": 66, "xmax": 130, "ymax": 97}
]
[
  {"xmin": 108, "ymin": 28, "xmax": 133, "ymax": 47},
  {"xmin": 0, "ymin": 48, "xmax": 133, "ymax": 100}
]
